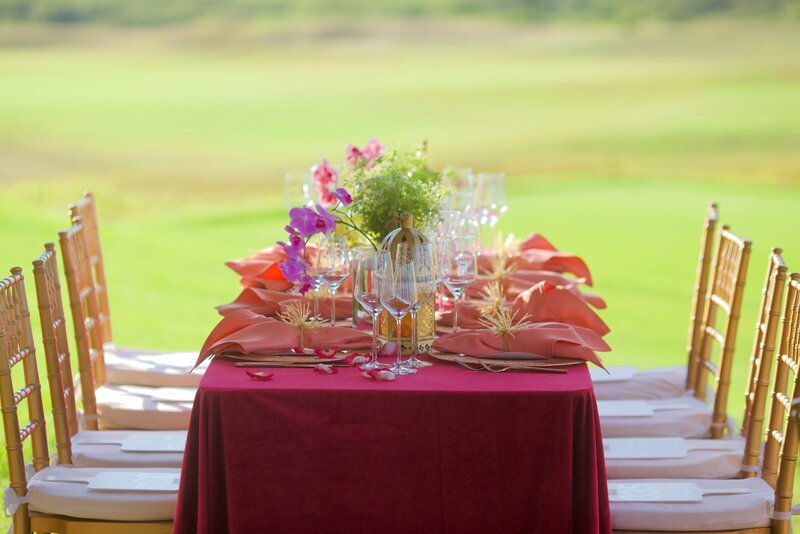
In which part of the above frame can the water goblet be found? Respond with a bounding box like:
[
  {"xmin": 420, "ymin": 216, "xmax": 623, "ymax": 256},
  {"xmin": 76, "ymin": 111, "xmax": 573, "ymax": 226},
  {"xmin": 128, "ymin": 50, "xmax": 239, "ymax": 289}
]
[
  {"xmin": 319, "ymin": 235, "xmax": 350, "ymax": 326},
  {"xmin": 440, "ymin": 234, "xmax": 478, "ymax": 332},
  {"xmin": 379, "ymin": 249, "xmax": 417, "ymax": 376},
  {"xmin": 353, "ymin": 251, "xmax": 385, "ymax": 371},
  {"xmin": 406, "ymin": 243, "xmax": 436, "ymax": 369}
]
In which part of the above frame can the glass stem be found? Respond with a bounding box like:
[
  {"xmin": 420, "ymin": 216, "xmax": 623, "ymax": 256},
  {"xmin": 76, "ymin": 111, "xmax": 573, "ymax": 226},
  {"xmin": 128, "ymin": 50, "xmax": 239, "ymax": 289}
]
[
  {"xmin": 371, "ymin": 312, "xmax": 379, "ymax": 366},
  {"xmin": 313, "ymin": 286, "xmax": 319, "ymax": 319},
  {"xmin": 330, "ymin": 287, "xmax": 336, "ymax": 327},
  {"xmin": 453, "ymin": 293, "xmax": 460, "ymax": 333},
  {"xmin": 410, "ymin": 310, "xmax": 418, "ymax": 362},
  {"xmin": 395, "ymin": 317, "xmax": 403, "ymax": 370}
]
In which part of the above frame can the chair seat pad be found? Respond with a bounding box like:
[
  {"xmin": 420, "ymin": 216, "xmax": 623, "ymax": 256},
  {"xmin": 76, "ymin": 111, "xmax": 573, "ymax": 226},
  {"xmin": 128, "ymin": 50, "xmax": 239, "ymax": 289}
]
[
  {"xmin": 605, "ymin": 437, "xmax": 745, "ymax": 479},
  {"xmin": 70, "ymin": 430, "xmax": 186, "ymax": 468},
  {"xmin": 96, "ymin": 385, "xmax": 193, "ymax": 430},
  {"xmin": 593, "ymin": 365, "xmax": 687, "ymax": 400},
  {"xmin": 600, "ymin": 396, "xmax": 712, "ymax": 438},
  {"xmin": 27, "ymin": 466, "xmax": 178, "ymax": 521},
  {"xmin": 610, "ymin": 477, "xmax": 774, "ymax": 531},
  {"xmin": 104, "ymin": 344, "xmax": 207, "ymax": 388}
]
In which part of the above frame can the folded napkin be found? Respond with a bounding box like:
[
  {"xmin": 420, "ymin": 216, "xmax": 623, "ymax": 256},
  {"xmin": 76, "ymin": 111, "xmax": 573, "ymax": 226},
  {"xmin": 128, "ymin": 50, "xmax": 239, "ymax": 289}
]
[
  {"xmin": 519, "ymin": 233, "xmax": 558, "ymax": 252},
  {"xmin": 225, "ymin": 246, "xmax": 293, "ymax": 291},
  {"xmin": 196, "ymin": 309, "xmax": 371, "ymax": 367},
  {"xmin": 439, "ymin": 282, "xmax": 610, "ymax": 335},
  {"xmin": 467, "ymin": 271, "xmax": 606, "ymax": 309},
  {"xmin": 482, "ymin": 233, "xmax": 593, "ymax": 285},
  {"xmin": 432, "ymin": 321, "xmax": 609, "ymax": 368},
  {"xmin": 216, "ymin": 288, "xmax": 353, "ymax": 320}
]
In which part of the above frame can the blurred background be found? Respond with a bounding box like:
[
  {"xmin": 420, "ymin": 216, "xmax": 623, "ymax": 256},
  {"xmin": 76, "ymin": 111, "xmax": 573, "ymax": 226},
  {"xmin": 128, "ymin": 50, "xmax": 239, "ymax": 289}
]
[{"xmin": 2, "ymin": 0, "xmax": 800, "ymax": 526}]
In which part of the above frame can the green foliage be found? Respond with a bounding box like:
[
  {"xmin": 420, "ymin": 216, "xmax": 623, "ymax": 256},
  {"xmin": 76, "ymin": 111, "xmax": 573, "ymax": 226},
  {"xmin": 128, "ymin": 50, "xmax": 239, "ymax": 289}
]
[{"xmin": 346, "ymin": 144, "xmax": 448, "ymax": 243}]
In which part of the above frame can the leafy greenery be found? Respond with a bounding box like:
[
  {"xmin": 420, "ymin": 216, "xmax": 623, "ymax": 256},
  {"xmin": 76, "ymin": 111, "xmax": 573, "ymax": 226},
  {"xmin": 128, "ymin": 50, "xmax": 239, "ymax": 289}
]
[{"xmin": 345, "ymin": 143, "xmax": 448, "ymax": 243}]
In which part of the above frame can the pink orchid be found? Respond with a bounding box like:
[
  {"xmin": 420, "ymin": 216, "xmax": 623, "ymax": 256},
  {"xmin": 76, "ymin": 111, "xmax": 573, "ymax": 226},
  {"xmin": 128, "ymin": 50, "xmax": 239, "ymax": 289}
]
[
  {"xmin": 319, "ymin": 189, "xmax": 336, "ymax": 205},
  {"xmin": 246, "ymin": 371, "xmax": 273, "ymax": 381},
  {"xmin": 332, "ymin": 187, "xmax": 353, "ymax": 206},
  {"xmin": 362, "ymin": 369, "xmax": 396, "ymax": 381},
  {"xmin": 362, "ymin": 138, "xmax": 385, "ymax": 160},
  {"xmin": 314, "ymin": 364, "xmax": 338, "ymax": 375},
  {"xmin": 313, "ymin": 159, "xmax": 337, "ymax": 186},
  {"xmin": 344, "ymin": 144, "xmax": 363, "ymax": 166}
]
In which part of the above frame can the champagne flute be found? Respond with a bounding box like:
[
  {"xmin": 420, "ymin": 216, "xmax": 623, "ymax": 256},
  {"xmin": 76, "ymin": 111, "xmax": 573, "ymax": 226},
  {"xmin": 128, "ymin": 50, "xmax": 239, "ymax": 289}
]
[
  {"xmin": 319, "ymin": 235, "xmax": 350, "ymax": 326},
  {"xmin": 440, "ymin": 234, "xmax": 477, "ymax": 332},
  {"xmin": 474, "ymin": 172, "xmax": 508, "ymax": 253},
  {"xmin": 406, "ymin": 243, "xmax": 436, "ymax": 369},
  {"xmin": 353, "ymin": 251, "xmax": 385, "ymax": 371},
  {"xmin": 284, "ymin": 171, "xmax": 315, "ymax": 209},
  {"xmin": 379, "ymin": 249, "xmax": 417, "ymax": 376}
]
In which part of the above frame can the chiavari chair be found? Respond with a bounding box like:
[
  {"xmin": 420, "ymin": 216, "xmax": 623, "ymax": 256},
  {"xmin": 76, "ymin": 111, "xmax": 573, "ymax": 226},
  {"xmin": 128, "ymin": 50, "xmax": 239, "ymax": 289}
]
[
  {"xmin": 609, "ymin": 275, "xmax": 800, "ymax": 533},
  {"xmin": 60, "ymin": 222, "xmax": 193, "ymax": 430},
  {"xmin": 69, "ymin": 191, "xmax": 204, "ymax": 387},
  {"xmin": 0, "ymin": 268, "xmax": 177, "ymax": 534},
  {"xmin": 33, "ymin": 242, "xmax": 186, "ymax": 466},
  {"xmin": 605, "ymin": 249, "xmax": 786, "ymax": 479},
  {"xmin": 599, "ymin": 225, "xmax": 752, "ymax": 439},
  {"xmin": 595, "ymin": 202, "xmax": 719, "ymax": 400}
]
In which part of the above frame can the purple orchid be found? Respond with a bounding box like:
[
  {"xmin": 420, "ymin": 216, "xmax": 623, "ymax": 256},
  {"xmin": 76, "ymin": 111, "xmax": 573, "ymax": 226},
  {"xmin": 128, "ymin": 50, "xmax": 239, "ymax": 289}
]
[
  {"xmin": 278, "ymin": 256, "xmax": 309, "ymax": 282},
  {"xmin": 315, "ymin": 205, "xmax": 337, "ymax": 234},
  {"xmin": 332, "ymin": 187, "xmax": 353, "ymax": 206}
]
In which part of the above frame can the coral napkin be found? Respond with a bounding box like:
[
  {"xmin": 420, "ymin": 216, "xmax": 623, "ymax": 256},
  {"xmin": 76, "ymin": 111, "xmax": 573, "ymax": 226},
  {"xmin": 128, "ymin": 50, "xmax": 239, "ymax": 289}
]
[
  {"xmin": 439, "ymin": 282, "xmax": 610, "ymax": 335},
  {"xmin": 216, "ymin": 288, "xmax": 353, "ymax": 320},
  {"xmin": 468, "ymin": 271, "xmax": 606, "ymax": 309},
  {"xmin": 196, "ymin": 309, "xmax": 371, "ymax": 367},
  {"xmin": 432, "ymin": 322, "xmax": 609, "ymax": 368},
  {"xmin": 225, "ymin": 246, "xmax": 292, "ymax": 291}
]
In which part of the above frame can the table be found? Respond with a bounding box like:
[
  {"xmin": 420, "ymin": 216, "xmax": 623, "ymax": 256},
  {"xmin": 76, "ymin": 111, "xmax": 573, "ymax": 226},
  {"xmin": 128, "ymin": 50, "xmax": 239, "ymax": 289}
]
[{"xmin": 174, "ymin": 358, "xmax": 611, "ymax": 534}]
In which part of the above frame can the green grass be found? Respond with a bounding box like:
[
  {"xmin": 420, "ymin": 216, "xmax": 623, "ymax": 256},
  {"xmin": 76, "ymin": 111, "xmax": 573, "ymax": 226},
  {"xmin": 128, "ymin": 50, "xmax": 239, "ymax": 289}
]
[{"xmin": 1, "ymin": 18, "xmax": 800, "ymax": 530}]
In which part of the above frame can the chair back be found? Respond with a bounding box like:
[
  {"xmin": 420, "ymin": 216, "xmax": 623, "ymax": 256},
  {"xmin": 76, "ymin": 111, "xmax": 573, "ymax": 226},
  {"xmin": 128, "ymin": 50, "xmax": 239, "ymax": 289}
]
[
  {"xmin": 685, "ymin": 202, "xmax": 720, "ymax": 390},
  {"xmin": 739, "ymin": 249, "xmax": 787, "ymax": 476},
  {"xmin": 32, "ymin": 243, "xmax": 80, "ymax": 461},
  {"xmin": 69, "ymin": 191, "xmax": 112, "ymax": 344},
  {"xmin": 58, "ymin": 222, "xmax": 104, "ymax": 430},
  {"xmin": 761, "ymin": 275, "xmax": 800, "ymax": 533},
  {"xmin": 694, "ymin": 225, "xmax": 752, "ymax": 438},
  {"xmin": 0, "ymin": 269, "xmax": 50, "ymax": 534}
]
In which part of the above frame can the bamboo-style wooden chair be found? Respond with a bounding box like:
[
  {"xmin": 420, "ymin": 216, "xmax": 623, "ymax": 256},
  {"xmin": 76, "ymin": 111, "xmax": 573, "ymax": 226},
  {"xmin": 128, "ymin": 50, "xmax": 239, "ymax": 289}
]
[
  {"xmin": 59, "ymin": 223, "xmax": 193, "ymax": 431},
  {"xmin": 69, "ymin": 191, "xmax": 204, "ymax": 387},
  {"xmin": 0, "ymin": 268, "xmax": 176, "ymax": 534},
  {"xmin": 33, "ymin": 242, "xmax": 186, "ymax": 467},
  {"xmin": 594, "ymin": 202, "xmax": 719, "ymax": 400},
  {"xmin": 605, "ymin": 249, "xmax": 787, "ymax": 479},
  {"xmin": 610, "ymin": 275, "xmax": 800, "ymax": 533},
  {"xmin": 600, "ymin": 225, "xmax": 752, "ymax": 439}
]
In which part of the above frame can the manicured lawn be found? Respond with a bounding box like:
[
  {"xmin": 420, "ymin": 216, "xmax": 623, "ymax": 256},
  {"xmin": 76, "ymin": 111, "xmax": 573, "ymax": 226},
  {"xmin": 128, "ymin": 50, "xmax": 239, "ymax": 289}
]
[{"xmin": 1, "ymin": 19, "xmax": 800, "ymax": 530}]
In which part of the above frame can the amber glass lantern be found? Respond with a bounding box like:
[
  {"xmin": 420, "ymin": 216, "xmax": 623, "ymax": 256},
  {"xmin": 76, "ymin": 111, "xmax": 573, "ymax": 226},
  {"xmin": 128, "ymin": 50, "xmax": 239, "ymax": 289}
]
[{"xmin": 377, "ymin": 214, "xmax": 436, "ymax": 355}]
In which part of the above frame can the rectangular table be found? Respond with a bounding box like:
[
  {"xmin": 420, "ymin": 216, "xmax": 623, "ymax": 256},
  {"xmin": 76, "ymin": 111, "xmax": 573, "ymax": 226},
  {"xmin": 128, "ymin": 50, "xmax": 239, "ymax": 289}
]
[{"xmin": 174, "ymin": 358, "xmax": 611, "ymax": 533}]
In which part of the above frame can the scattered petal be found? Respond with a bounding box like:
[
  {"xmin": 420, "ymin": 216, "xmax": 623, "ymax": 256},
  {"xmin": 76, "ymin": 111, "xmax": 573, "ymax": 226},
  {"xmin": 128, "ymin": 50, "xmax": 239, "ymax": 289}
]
[
  {"xmin": 292, "ymin": 347, "xmax": 308, "ymax": 354},
  {"xmin": 314, "ymin": 363, "xmax": 338, "ymax": 374},
  {"xmin": 362, "ymin": 369, "xmax": 396, "ymax": 382},
  {"xmin": 379, "ymin": 342, "xmax": 399, "ymax": 359},
  {"xmin": 344, "ymin": 352, "xmax": 369, "ymax": 366},
  {"xmin": 314, "ymin": 348, "xmax": 338, "ymax": 359},
  {"xmin": 246, "ymin": 371, "xmax": 273, "ymax": 381}
]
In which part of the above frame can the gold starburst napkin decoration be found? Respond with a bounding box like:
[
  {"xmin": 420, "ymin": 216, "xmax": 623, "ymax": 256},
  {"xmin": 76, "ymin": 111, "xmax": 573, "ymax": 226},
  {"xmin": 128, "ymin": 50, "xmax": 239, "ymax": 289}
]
[
  {"xmin": 482, "ymin": 254, "xmax": 517, "ymax": 281},
  {"xmin": 278, "ymin": 301, "xmax": 321, "ymax": 348},
  {"xmin": 479, "ymin": 281, "xmax": 505, "ymax": 316},
  {"xmin": 478, "ymin": 306, "xmax": 532, "ymax": 352}
]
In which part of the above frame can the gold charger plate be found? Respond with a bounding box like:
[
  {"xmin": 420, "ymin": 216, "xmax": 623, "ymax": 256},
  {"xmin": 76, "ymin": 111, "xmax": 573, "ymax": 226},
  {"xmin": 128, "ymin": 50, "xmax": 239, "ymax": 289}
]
[
  {"xmin": 428, "ymin": 350, "xmax": 584, "ymax": 368},
  {"xmin": 221, "ymin": 352, "xmax": 348, "ymax": 364}
]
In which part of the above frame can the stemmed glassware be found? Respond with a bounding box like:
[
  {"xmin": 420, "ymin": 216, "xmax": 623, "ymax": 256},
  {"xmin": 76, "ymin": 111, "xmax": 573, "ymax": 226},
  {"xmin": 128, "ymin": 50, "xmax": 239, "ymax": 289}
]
[
  {"xmin": 305, "ymin": 238, "xmax": 327, "ymax": 320},
  {"xmin": 439, "ymin": 234, "xmax": 477, "ymax": 332},
  {"xmin": 406, "ymin": 243, "xmax": 436, "ymax": 368},
  {"xmin": 474, "ymin": 172, "xmax": 508, "ymax": 253},
  {"xmin": 352, "ymin": 251, "xmax": 385, "ymax": 371},
  {"xmin": 318, "ymin": 235, "xmax": 350, "ymax": 326},
  {"xmin": 283, "ymin": 171, "xmax": 315, "ymax": 210},
  {"xmin": 379, "ymin": 247, "xmax": 417, "ymax": 376}
]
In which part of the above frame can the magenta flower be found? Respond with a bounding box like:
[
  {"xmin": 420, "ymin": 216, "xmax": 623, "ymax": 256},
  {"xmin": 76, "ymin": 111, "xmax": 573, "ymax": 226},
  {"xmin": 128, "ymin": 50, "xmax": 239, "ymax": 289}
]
[
  {"xmin": 319, "ymin": 189, "xmax": 336, "ymax": 205},
  {"xmin": 362, "ymin": 138, "xmax": 385, "ymax": 160},
  {"xmin": 289, "ymin": 206, "xmax": 323, "ymax": 237},
  {"xmin": 296, "ymin": 273, "xmax": 315, "ymax": 294},
  {"xmin": 278, "ymin": 256, "xmax": 309, "ymax": 282},
  {"xmin": 315, "ymin": 205, "xmax": 337, "ymax": 234},
  {"xmin": 345, "ymin": 144, "xmax": 363, "ymax": 166},
  {"xmin": 332, "ymin": 187, "xmax": 353, "ymax": 206}
]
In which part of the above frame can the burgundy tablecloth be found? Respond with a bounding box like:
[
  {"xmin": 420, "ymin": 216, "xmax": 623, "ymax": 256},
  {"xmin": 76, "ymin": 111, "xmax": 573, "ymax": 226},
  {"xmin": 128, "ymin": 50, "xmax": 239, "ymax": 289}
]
[{"xmin": 174, "ymin": 358, "xmax": 610, "ymax": 534}]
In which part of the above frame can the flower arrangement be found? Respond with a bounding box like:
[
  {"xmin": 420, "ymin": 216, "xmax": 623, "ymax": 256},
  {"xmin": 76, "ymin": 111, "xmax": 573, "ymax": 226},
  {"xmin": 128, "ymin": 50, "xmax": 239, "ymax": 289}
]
[{"xmin": 277, "ymin": 138, "xmax": 446, "ymax": 294}]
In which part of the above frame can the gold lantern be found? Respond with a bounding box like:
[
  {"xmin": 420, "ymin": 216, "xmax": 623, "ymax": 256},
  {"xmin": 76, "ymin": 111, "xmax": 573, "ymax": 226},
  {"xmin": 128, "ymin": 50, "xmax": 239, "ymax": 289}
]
[{"xmin": 378, "ymin": 214, "xmax": 436, "ymax": 355}]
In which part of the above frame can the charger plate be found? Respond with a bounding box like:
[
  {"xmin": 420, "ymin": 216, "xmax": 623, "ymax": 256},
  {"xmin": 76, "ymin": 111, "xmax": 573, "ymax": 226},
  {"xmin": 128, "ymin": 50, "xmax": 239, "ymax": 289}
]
[
  {"xmin": 221, "ymin": 352, "xmax": 349, "ymax": 364},
  {"xmin": 428, "ymin": 350, "xmax": 583, "ymax": 368}
]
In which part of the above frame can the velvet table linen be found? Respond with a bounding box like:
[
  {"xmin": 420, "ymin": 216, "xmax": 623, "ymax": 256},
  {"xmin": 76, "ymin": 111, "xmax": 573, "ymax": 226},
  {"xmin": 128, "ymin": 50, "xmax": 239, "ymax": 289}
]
[{"xmin": 174, "ymin": 358, "xmax": 610, "ymax": 534}]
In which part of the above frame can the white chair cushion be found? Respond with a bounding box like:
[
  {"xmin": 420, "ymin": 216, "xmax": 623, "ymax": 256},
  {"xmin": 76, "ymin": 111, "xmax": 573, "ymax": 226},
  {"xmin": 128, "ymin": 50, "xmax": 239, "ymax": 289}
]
[
  {"xmin": 610, "ymin": 477, "xmax": 774, "ymax": 531},
  {"xmin": 600, "ymin": 396, "xmax": 713, "ymax": 438},
  {"xmin": 605, "ymin": 437, "xmax": 745, "ymax": 479},
  {"xmin": 104, "ymin": 344, "xmax": 207, "ymax": 388},
  {"xmin": 70, "ymin": 430, "xmax": 186, "ymax": 468},
  {"xmin": 593, "ymin": 365, "xmax": 687, "ymax": 400},
  {"xmin": 27, "ymin": 466, "xmax": 178, "ymax": 521},
  {"xmin": 95, "ymin": 384, "xmax": 193, "ymax": 430}
]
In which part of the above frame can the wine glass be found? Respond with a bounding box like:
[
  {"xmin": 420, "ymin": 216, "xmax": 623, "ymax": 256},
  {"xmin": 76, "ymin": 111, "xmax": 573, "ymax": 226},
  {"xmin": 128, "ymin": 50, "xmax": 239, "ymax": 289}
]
[
  {"xmin": 306, "ymin": 237, "xmax": 328, "ymax": 320},
  {"xmin": 379, "ymin": 248, "xmax": 417, "ymax": 376},
  {"xmin": 407, "ymin": 243, "xmax": 436, "ymax": 369},
  {"xmin": 353, "ymin": 251, "xmax": 385, "ymax": 371},
  {"xmin": 284, "ymin": 171, "xmax": 315, "ymax": 209},
  {"xmin": 474, "ymin": 172, "xmax": 508, "ymax": 253},
  {"xmin": 441, "ymin": 167, "xmax": 475, "ymax": 213},
  {"xmin": 440, "ymin": 234, "xmax": 477, "ymax": 332},
  {"xmin": 319, "ymin": 235, "xmax": 350, "ymax": 326}
]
